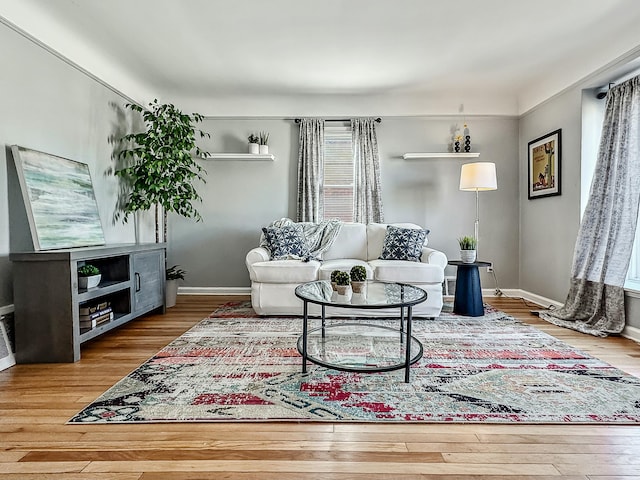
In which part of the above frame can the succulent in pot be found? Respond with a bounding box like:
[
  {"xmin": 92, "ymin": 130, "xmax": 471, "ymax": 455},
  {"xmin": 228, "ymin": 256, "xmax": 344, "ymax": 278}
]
[
  {"xmin": 78, "ymin": 264, "xmax": 101, "ymax": 289},
  {"xmin": 458, "ymin": 235, "xmax": 477, "ymax": 263},
  {"xmin": 350, "ymin": 265, "xmax": 367, "ymax": 293},
  {"xmin": 165, "ymin": 265, "xmax": 186, "ymax": 308},
  {"xmin": 248, "ymin": 133, "xmax": 260, "ymax": 154},
  {"xmin": 333, "ymin": 271, "xmax": 351, "ymax": 295}
]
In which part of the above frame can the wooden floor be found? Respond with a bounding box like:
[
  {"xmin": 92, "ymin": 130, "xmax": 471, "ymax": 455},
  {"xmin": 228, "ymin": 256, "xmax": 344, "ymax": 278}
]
[{"xmin": 1, "ymin": 295, "xmax": 640, "ymax": 479}]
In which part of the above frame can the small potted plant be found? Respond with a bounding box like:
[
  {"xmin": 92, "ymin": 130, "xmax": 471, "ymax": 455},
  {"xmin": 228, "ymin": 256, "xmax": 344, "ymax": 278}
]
[
  {"xmin": 350, "ymin": 265, "xmax": 367, "ymax": 293},
  {"xmin": 334, "ymin": 271, "xmax": 350, "ymax": 295},
  {"xmin": 78, "ymin": 264, "xmax": 101, "ymax": 289},
  {"xmin": 165, "ymin": 265, "xmax": 186, "ymax": 308},
  {"xmin": 259, "ymin": 131, "xmax": 270, "ymax": 154},
  {"xmin": 458, "ymin": 236, "xmax": 477, "ymax": 263},
  {"xmin": 248, "ymin": 133, "xmax": 259, "ymax": 154},
  {"xmin": 330, "ymin": 270, "xmax": 340, "ymax": 291}
]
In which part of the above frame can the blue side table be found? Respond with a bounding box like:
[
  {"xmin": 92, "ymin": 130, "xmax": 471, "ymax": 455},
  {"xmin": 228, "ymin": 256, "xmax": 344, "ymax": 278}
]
[{"xmin": 448, "ymin": 260, "xmax": 492, "ymax": 317}]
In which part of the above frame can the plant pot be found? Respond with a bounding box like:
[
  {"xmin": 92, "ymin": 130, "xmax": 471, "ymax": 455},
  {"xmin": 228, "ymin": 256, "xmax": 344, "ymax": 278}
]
[
  {"xmin": 249, "ymin": 142, "xmax": 259, "ymax": 154},
  {"xmin": 460, "ymin": 250, "xmax": 477, "ymax": 263},
  {"xmin": 259, "ymin": 144, "xmax": 269, "ymax": 154},
  {"xmin": 165, "ymin": 279, "xmax": 179, "ymax": 308},
  {"xmin": 351, "ymin": 281, "xmax": 366, "ymax": 294},
  {"xmin": 331, "ymin": 281, "xmax": 337, "ymax": 291},
  {"xmin": 78, "ymin": 274, "xmax": 101, "ymax": 290},
  {"xmin": 336, "ymin": 284, "xmax": 350, "ymax": 295}
]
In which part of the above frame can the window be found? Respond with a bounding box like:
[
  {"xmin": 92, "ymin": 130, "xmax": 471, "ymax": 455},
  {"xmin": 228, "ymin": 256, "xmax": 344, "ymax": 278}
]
[{"xmin": 323, "ymin": 125, "xmax": 354, "ymax": 221}]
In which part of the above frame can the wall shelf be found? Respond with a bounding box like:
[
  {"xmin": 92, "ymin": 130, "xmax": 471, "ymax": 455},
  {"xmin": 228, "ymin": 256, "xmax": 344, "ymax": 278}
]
[
  {"xmin": 402, "ymin": 152, "xmax": 480, "ymax": 159},
  {"xmin": 205, "ymin": 153, "xmax": 275, "ymax": 161}
]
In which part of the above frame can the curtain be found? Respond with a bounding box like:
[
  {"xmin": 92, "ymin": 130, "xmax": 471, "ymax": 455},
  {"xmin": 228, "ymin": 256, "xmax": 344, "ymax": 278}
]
[
  {"xmin": 296, "ymin": 119, "xmax": 324, "ymax": 222},
  {"xmin": 352, "ymin": 118, "xmax": 384, "ymax": 223},
  {"xmin": 540, "ymin": 76, "xmax": 640, "ymax": 337}
]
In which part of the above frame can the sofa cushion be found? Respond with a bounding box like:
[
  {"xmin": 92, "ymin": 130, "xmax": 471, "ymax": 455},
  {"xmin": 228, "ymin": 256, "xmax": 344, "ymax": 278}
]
[
  {"xmin": 318, "ymin": 259, "xmax": 374, "ymax": 280},
  {"xmin": 369, "ymin": 259, "xmax": 444, "ymax": 284},
  {"xmin": 323, "ymin": 222, "xmax": 367, "ymax": 261},
  {"xmin": 366, "ymin": 223, "xmax": 427, "ymax": 260},
  {"xmin": 250, "ymin": 260, "xmax": 320, "ymax": 283},
  {"xmin": 262, "ymin": 224, "xmax": 311, "ymax": 260},
  {"xmin": 379, "ymin": 226, "xmax": 429, "ymax": 262}
]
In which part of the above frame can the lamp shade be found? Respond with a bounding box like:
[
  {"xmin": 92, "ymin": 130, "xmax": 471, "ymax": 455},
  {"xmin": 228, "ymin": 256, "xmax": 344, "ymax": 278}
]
[{"xmin": 459, "ymin": 162, "xmax": 497, "ymax": 191}]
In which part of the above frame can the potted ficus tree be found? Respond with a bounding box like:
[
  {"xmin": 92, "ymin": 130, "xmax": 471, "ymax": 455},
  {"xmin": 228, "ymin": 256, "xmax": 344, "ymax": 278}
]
[
  {"xmin": 115, "ymin": 99, "xmax": 211, "ymax": 244},
  {"xmin": 458, "ymin": 235, "xmax": 477, "ymax": 263},
  {"xmin": 165, "ymin": 265, "xmax": 186, "ymax": 308},
  {"xmin": 116, "ymin": 100, "xmax": 210, "ymax": 308}
]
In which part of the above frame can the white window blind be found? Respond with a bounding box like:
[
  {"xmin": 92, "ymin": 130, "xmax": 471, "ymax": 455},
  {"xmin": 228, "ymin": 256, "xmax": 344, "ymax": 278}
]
[{"xmin": 323, "ymin": 126, "xmax": 354, "ymax": 221}]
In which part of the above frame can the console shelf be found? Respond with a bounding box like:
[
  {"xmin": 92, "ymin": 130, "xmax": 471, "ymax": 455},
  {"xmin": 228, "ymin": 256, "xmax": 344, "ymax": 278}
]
[
  {"xmin": 402, "ymin": 152, "xmax": 480, "ymax": 159},
  {"xmin": 205, "ymin": 153, "xmax": 275, "ymax": 161},
  {"xmin": 10, "ymin": 243, "xmax": 166, "ymax": 363}
]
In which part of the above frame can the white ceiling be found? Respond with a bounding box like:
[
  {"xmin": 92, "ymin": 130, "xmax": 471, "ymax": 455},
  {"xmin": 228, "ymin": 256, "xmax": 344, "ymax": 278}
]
[{"xmin": 2, "ymin": 0, "xmax": 640, "ymax": 116}]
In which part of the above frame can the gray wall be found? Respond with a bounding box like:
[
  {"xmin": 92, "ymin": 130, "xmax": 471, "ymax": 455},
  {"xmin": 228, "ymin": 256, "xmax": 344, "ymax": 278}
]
[
  {"xmin": 0, "ymin": 22, "xmax": 152, "ymax": 307},
  {"xmin": 518, "ymin": 89, "xmax": 582, "ymax": 303},
  {"xmin": 168, "ymin": 116, "xmax": 520, "ymax": 290}
]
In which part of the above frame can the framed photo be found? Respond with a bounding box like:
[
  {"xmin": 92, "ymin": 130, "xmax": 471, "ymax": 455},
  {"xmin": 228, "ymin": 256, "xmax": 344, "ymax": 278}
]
[
  {"xmin": 11, "ymin": 145, "xmax": 106, "ymax": 250},
  {"xmin": 528, "ymin": 129, "xmax": 561, "ymax": 199}
]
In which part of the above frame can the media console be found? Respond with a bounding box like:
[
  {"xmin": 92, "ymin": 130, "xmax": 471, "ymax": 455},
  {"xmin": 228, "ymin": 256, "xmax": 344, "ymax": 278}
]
[{"xmin": 10, "ymin": 243, "xmax": 166, "ymax": 363}]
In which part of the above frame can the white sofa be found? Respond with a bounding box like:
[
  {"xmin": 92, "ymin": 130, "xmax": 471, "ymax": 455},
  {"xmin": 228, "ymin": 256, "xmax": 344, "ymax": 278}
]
[{"xmin": 246, "ymin": 222, "xmax": 447, "ymax": 317}]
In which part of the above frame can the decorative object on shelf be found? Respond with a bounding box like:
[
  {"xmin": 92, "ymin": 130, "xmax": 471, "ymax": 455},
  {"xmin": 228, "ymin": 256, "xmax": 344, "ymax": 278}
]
[
  {"xmin": 11, "ymin": 145, "xmax": 106, "ymax": 251},
  {"xmin": 248, "ymin": 133, "xmax": 259, "ymax": 154},
  {"xmin": 463, "ymin": 123, "xmax": 472, "ymax": 152},
  {"xmin": 115, "ymin": 99, "xmax": 211, "ymax": 243},
  {"xmin": 78, "ymin": 264, "xmax": 101, "ymax": 289},
  {"xmin": 458, "ymin": 236, "xmax": 477, "ymax": 263},
  {"xmin": 528, "ymin": 129, "xmax": 561, "ymax": 200},
  {"xmin": 330, "ymin": 270, "xmax": 340, "ymax": 291},
  {"xmin": 451, "ymin": 125, "xmax": 462, "ymax": 153},
  {"xmin": 459, "ymin": 162, "xmax": 497, "ymax": 257},
  {"xmin": 165, "ymin": 265, "xmax": 186, "ymax": 308},
  {"xmin": 350, "ymin": 265, "xmax": 367, "ymax": 293},
  {"xmin": 259, "ymin": 131, "xmax": 270, "ymax": 154},
  {"xmin": 333, "ymin": 271, "xmax": 350, "ymax": 295}
]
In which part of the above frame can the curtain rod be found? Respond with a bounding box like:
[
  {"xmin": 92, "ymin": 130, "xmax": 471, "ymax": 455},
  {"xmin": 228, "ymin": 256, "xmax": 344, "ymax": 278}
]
[{"xmin": 294, "ymin": 118, "xmax": 382, "ymax": 123}]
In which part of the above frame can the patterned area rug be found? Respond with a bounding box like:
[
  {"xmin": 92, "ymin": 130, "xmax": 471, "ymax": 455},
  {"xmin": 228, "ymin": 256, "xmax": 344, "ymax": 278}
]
[{"xmin": 70, "ymin": 301, "xmax": 640, "ymax": 424}]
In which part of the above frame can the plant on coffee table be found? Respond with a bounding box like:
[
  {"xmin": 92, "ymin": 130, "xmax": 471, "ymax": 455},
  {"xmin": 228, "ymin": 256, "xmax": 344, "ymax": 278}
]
[
  {"xmin": 334, "ymin": 271, "xmax": 351, "ymax": 295},
  {"xmin": 350, "ymin": 265, "xmax": 367, "ymax": 293},
  {"xmin": 330, "ymin": 269, "xmax": 341, "ymax": 291}
]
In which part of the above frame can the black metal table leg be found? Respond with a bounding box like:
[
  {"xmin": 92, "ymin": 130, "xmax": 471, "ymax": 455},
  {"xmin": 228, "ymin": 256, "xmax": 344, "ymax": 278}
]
[
  {"xmin": 321, "ymin": 304, "xmax": 326, "ymax": 339},
  {"xmin": 404, "ymin": 306, "xmax": 413, "ymax": 383},
  {"xmin": 302, "ymin": 300, "xmax": 308, "ymax": 373}
]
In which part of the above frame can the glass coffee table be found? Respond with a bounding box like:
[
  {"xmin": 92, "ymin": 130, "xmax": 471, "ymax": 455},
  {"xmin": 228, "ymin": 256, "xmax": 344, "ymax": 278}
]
[{"xmin": 294, "ymin": 281, "xmax": 427, "ymax": 383}]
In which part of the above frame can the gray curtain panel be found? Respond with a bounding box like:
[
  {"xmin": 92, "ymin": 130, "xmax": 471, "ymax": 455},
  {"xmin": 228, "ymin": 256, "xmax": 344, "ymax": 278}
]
[
  {"xmin": 352, "ymin": 118, "xmax": 384, "ymax": 223},
  {"xmin": 296, "ymin": 118, "xmax": 325, "ymax": 222},
  {"xmin": 540, "ymin": 76, "xmax": 640, "ymax": 337}
]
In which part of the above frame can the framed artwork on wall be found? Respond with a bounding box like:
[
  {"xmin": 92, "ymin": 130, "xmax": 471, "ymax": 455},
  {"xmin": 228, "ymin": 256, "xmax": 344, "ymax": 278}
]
[
  {"xmin": 11, "ymin": 145, "xmax": 106, "ymax": 250},
  {"xmin": 528, "ymin": 129, "xmax": 561, "ymax": 200}
]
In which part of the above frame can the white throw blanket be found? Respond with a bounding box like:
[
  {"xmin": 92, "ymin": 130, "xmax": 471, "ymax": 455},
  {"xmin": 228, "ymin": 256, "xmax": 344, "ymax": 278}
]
[{"xmin": 261, "ymin": 218, "xmax": 343, "ymax": 261}]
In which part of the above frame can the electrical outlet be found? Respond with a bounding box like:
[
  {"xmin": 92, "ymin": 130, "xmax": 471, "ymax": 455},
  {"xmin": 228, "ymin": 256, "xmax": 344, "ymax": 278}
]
[{"xmin": 487, "ymin": 263, "xmax": 493, "ymax": 273}]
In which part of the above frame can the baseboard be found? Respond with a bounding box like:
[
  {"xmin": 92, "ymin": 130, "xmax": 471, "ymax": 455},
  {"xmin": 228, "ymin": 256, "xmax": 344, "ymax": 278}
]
[
  {"xmin": 621, "ymin": 325, "xmax": 640, "ymax": 343},
  {"xmin": 178, "ymin": 287, "xmax": 251, "ymax": 296}
]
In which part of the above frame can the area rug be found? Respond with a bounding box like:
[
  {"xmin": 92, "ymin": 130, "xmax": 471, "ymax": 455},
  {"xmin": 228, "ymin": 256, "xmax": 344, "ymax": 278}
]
[{"xmin": 69, "ymin": 302, "xmax": 640, "ymax": 424}]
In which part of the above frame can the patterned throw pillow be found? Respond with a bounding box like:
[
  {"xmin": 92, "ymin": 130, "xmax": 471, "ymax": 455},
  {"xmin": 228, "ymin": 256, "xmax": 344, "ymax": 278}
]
[
  {"xmin": 379, "ymin": 226, "xmax": 429, "ymax": 262},
  {"xmin": 262, "ymin": 225, "xmax": 311, "ymax": 260}
]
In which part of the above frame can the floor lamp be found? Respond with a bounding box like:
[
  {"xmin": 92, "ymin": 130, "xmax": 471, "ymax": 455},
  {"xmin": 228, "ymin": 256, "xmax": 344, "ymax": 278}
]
[{"xmin": 459, "ymin": 162, "xmax": 497, "ymax": 258}]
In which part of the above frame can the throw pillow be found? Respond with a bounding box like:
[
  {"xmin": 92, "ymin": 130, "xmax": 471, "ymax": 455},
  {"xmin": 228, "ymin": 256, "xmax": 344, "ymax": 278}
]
[
  {"xmin": 379, "ymin": 226, "xmax": 429, "ymax": 262},
  {"xmin": 262, "ymin": 225, "xmax": 311, "ymax": 260}
]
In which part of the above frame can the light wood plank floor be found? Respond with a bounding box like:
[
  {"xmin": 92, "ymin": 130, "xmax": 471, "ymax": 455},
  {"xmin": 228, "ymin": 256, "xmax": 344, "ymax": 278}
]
[{"xmin": 1, "ymin": 295, "xmax": 640, "ymax": 479}]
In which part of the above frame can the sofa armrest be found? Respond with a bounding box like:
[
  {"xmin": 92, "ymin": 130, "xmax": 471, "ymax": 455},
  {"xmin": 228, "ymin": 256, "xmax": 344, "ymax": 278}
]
[
  {"xmin": 246, "ymin": 247, "xmax": 270, "ymax": 266},
  {"xmin": 421, "ymin": 247, "xmax": 447, "ymax": 269}
]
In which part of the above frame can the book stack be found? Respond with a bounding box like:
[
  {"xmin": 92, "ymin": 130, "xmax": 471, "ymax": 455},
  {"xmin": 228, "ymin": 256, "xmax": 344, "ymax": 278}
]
[{"xmin": 79, "ymin": 302, "xmax": 114, "ymax": 330}]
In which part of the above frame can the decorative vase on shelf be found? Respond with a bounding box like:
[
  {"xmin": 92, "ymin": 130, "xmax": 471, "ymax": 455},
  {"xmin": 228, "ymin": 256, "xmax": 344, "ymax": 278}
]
[
  {"xmin": 249, "ymin": 142, "xmax": 259, "ymax": 154},
  {"xmin": 259, "ymin": 144, "xmax": 269, "ymax": 154},
  {"xmin": 460, "ymin": 250, "xmax": 477, "ymax": 263},
  {"xmin": 463, "ymin": 123, "xmax": 472, "ymax": 152}
]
